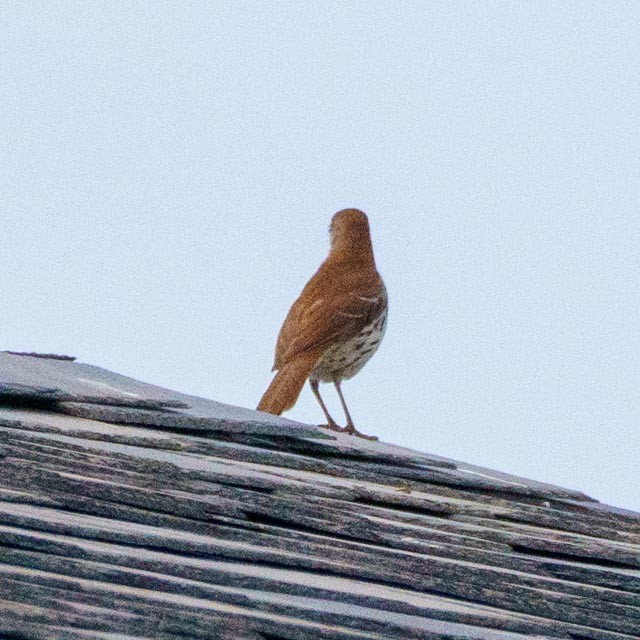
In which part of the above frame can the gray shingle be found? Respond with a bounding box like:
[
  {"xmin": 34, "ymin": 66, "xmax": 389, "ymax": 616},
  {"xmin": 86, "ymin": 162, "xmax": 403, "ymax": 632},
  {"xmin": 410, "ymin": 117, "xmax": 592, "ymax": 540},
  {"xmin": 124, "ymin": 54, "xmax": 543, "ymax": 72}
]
[{"xmin": 1, "ymin": 351, "xmax": 638, "ymax": 639}]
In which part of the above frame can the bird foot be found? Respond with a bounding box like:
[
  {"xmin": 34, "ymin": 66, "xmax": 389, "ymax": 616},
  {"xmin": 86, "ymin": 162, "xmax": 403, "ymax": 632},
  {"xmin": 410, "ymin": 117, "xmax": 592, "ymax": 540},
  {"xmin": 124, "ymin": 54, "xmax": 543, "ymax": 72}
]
[
  {"xmin": 319, "ymin": 421, "xmax": 347, "ymax": 433},
  {"xmin": 344, "ymin": 423, "xmax": 379, "ymax": 441},
  {"xmin": 318, "ymin": 421, "xmax": 378, "ymax": 441}
]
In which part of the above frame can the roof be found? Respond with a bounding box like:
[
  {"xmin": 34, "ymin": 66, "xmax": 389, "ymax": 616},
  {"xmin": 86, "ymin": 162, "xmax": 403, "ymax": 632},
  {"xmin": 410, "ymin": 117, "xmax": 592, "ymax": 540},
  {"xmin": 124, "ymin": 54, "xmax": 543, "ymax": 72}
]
[{"xmin": 0, "ymin": 351, "xmax": 638, "ymax": 640}]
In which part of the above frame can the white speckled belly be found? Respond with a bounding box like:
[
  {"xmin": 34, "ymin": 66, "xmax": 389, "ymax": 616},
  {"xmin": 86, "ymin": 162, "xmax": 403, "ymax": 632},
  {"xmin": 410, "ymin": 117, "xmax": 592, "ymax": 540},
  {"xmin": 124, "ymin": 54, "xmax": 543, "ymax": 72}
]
[{"xmin": 310, "ymin": 308, "xmax": 387, "ymax": 383}]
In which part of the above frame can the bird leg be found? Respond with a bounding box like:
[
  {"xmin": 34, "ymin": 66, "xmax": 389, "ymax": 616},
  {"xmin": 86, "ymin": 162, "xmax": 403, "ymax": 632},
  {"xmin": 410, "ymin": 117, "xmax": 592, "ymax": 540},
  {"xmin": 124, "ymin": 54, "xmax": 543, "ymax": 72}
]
[
  {"xmin": 334, "ymin": 381, "xmax": 378, "ymax": 441},
  {"xmin": 309, "ymin": 379, "xmax": 344, "ymax": 432}
]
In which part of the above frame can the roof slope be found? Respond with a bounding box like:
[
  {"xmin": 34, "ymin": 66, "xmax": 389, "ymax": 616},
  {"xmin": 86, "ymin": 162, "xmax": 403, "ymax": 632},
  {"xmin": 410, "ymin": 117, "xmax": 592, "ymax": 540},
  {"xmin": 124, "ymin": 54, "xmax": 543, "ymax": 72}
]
[{"xmin": 0, "ymin": 351, "xmax": 638, "ymax": 640}]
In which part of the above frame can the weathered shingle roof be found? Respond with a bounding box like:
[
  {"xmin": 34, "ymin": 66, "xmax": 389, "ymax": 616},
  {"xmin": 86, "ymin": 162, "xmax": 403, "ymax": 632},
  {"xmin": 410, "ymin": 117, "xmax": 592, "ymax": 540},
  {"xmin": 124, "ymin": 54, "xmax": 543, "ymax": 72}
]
[{"xmin": 1, "ymin": 351, "xmax": 638, "ymax": 639}]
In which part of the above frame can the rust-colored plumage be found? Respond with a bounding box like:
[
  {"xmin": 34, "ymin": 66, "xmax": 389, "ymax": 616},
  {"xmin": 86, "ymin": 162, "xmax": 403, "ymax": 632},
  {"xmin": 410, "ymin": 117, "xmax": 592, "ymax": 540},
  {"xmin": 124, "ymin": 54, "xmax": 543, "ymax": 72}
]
[{"xmin": 257, "ymin": 208, "xmax": 387, "ymax": 438}]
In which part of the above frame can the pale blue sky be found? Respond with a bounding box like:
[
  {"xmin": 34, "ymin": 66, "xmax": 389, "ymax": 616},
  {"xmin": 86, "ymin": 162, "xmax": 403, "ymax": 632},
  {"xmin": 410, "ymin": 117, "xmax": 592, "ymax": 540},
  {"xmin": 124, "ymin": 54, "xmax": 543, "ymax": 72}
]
[{"xmin": 2, "ymin": 2, "xmax": 639, "ymax": 511}]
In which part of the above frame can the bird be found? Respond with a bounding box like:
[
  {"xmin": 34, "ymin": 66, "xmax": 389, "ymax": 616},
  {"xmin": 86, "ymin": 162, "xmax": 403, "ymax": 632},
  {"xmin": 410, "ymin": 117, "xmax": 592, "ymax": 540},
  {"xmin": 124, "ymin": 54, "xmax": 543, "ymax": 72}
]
[{"xmin": 257, "ymin": 208, "xmax": 387, "ymax": 439}]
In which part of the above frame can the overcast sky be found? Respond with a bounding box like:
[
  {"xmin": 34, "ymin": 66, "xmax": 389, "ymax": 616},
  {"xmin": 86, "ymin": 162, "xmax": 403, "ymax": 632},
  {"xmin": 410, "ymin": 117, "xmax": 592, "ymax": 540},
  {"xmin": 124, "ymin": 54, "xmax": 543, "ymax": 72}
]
[{"xmin": 3, "ymin": 2, "xmax": 639, "ymax": 512}]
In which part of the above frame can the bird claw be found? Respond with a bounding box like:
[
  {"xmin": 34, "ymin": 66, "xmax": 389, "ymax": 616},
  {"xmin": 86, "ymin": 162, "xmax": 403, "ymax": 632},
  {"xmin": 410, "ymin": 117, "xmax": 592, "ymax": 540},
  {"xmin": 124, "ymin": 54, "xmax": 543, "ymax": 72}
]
[
  {"xmin": 344, "ymin": 423, "xmax": 379, "ymax": 441},
  {"xmin": 317, "ymin": 420, "xmax": 378, "ymax": 441},
  {"xmin": 319, "ymin": 421, "xmax": 347, "ymax": 433}
]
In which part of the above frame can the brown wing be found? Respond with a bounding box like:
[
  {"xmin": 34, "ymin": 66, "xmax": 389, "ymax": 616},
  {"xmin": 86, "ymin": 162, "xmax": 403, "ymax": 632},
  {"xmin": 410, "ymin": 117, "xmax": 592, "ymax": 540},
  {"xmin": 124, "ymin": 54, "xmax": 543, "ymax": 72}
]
[{"xmin": 273, "ymin": 261, "xmax": 386, "ymax": 370}]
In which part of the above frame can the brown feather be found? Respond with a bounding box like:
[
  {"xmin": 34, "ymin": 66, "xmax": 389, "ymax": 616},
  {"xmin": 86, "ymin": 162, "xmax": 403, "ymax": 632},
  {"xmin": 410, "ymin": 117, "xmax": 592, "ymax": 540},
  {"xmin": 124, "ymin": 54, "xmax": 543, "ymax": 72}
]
[
  {"xmin": 274, "ymin": 264, "xmax": 385, "ymax": 368},
  {"xmin": 257, "ymin": 349, "xmax": 322, "ymax": 415}
]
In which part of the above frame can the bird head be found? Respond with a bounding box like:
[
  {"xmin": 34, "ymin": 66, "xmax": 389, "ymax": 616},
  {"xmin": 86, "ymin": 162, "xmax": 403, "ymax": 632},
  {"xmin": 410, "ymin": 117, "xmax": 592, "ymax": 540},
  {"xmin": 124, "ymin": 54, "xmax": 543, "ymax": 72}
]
[{"xmin": 329, "ymin": 209, "xmax": 372, "ymax": 258}]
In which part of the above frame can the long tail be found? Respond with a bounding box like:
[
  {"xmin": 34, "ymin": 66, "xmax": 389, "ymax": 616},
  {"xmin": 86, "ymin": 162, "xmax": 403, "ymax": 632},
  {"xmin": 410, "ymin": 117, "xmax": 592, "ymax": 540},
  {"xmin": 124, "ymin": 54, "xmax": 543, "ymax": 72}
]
[{"xmin": 257, "ymin": 353, "xmax": 320, "ymax": 415}]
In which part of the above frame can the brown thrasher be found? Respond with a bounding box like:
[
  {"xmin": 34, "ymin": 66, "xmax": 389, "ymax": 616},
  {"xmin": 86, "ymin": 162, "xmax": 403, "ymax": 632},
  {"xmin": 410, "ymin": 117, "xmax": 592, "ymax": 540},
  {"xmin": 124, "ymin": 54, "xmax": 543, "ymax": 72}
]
[{"xmin": 257, "ymin": 208, "xmax": 387, "ymax": 438}]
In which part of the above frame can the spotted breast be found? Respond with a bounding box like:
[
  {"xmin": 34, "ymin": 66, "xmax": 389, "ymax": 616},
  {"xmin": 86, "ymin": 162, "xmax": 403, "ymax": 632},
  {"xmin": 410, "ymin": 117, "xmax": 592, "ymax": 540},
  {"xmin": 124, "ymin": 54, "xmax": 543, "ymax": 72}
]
[{"xmin": 310, "ymin": 287, "xmax": 388, "ymax": 384}]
